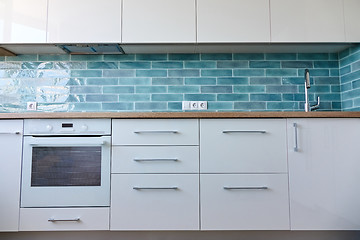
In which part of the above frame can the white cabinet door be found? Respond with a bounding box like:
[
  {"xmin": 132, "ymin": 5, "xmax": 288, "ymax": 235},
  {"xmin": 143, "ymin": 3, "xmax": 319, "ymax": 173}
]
[
  {"xmin": 200, "ymin": 119, "xmax": 287, "ymax": 173},
  {"xmin": 271, "ymin": 0, "xmax": 345, "ymax": 42},
  {"xmin": 0, "ymin": 120, "xmax": 23, "ymax": 231},
  {"xmin": 200, "ymin": 174, "xmax": 290, "ymax": 230},
  {"xmin": 344, "ymin": 0, "xmax": 360, "ymax": 42},
  {"xmin": 287, "ymin": 119, "xmax": 360, "ymax": 230},
  {"xmin": 122, "ymin": 0, "xmax": 196, "ymax": 43},
  {"xmin": 197, "ymin": 0, "xmax": 270, "ymax": 42},
  {"xmin": 111, "ymin": 174, "xmax": 199, "ymax": 230},
  {"xmin": 0, "ymin": 0, "xmax": 47, "ymax": 43},
  {"xmin": 47, "ymin": 0, "xmax": 121, "ymax": 43}
]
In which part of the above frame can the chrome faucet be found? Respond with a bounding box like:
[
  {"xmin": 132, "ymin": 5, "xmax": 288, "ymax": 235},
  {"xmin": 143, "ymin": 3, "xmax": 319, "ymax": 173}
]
[{"xmin": 304, "ymin": 69, "xmax": 320, "ymax": 112}]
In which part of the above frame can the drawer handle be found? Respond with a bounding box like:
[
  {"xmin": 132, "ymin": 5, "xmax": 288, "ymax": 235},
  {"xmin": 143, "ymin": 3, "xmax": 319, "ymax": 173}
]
[
  {"xmin": 133, "ymin": 187, "xmax": 178, "ymax": 190},
  {"xmin": 133, "ymin": 158, "xmax": 178, "ymax": 162},
  {"xmin": 222, "ymin": 130, "xmax": 266, "ymax": 134},
  {"xmin": 133, "ymin": 130, "xmax": 178, "ymax": 134},
  {"xmin": 223, "ymin": 186, "xmax": 268, "ymax": 190},
  {"xmin": 0, "ymin": 131, "xmax": 21, "ymax": 135},
  {"xmin": 48, "ymin": 217, "xmax": 80, "ymax": 222}
]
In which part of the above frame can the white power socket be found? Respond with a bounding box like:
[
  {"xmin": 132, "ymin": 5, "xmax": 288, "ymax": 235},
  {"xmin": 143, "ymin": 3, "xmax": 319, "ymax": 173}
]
[
  {"xmin": 27, "ymin": 102, "xmax": 37, "ymax": 111},
  {"xmin": 182, "ymin": 101, "xmax": 207, "ymax": 110}
]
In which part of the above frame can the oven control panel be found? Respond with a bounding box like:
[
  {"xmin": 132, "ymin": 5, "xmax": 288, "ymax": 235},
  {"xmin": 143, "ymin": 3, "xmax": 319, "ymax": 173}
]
[{"xmin": 23, "ymin": 119, "xmax": 111, "ymax": 136}]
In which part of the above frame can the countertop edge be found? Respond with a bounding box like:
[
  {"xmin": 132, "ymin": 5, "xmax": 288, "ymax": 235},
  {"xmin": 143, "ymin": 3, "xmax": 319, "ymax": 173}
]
[{"xmin": 0, "ymin": 112, "xmax": 360, "ymax": 119}]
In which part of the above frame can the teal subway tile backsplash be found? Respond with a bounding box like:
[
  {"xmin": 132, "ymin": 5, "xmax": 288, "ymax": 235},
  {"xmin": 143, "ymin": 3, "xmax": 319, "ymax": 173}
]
[{"xmin": 1, "ymin": 50, "xmax": 355, "ymax": 112}]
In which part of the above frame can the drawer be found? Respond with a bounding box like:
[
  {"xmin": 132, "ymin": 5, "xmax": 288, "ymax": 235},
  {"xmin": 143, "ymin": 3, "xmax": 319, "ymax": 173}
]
[
  {"xmin": 200, "ymin": 174, "xmax": 289, "ymax": 230},
  {"xmin": 112, "ymin": 146, "xmax": 199, "ymax": 173},
  {"xmin": 19, "ymin": 208, "xmax": 109, "ymax": 231},
  {"xmin": 200, "ymin": 119, "xmax": 287, "ymax": 173},
  {"xmin": 110, "ymin": 174, "xmax": 199, "ymax": 230},
  {"xmin": 112, "ymin": 119, "xmax": 199, "ymax": 145}
]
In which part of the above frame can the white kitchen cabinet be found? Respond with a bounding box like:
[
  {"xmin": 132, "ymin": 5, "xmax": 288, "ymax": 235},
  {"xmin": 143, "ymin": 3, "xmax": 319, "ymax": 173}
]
[
  {"xmin": 344, "ymin": 0, "xmax": 360, "ymax": 42},
  {"xmin": 111, "ymin": 174, "xmax": 199, "ymax": 230},
  {"xmin": 287, "ymin": 119, "xmax": 360, "ymax": 230},
  {"xmin": 197, "ymin": 0, "xmax": 270, "ymax": 42},
  {"xmin": 122, "ymin": 0, "xmax": 196, "ymax": 43},
  {"xmin": 200, "ymin": 119, "xmax": 287, "ymax": 173},
  {"xmin": 19, "ymin": 208, "xmax": 109, "ymax": 231},
  {"xmin": 200, "ymin": 174, "xmax": 290, "ymax": 230},
  {"xmin": 47, "ymin": 0, "xmax": 121, "ymax": 43},
  {"xmin": 0, "ymin": 120, "xmax": 23, "ymax": 231},
  {"xmin": 271, "ymin": 0, "xmax": 345, "ymax": 42},
  {"xmin": 0, "ymin": 0, "xmax": 47, "ymax": 43},
  {"xmin": 112, "ymin": 146, "xmax": 199, "ymax": 174}
]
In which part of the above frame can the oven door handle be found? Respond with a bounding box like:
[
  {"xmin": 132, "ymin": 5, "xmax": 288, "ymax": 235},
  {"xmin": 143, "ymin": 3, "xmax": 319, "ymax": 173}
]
[{"xmin": 28, "ymin": 137, "xmax": 107, "ymax": 147}]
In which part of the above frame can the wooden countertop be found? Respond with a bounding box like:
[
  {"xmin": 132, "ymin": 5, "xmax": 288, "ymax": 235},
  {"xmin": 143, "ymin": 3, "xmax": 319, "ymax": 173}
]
[{"xmin": 0, "ymin": 111, "xmax": 360, "ymax": 119}]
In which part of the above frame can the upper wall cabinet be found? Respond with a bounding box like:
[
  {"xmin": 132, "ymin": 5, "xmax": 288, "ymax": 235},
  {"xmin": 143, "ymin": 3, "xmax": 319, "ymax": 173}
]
[
  {"xmin": 47, "ymin": 0, "xmax": 121, "ymax": 43},
  {"xmin": 122, "ymin": 0, "xmax": 196, "ymax": 43},
  {"xmin": 0, "ymin": 0, "xmax": 47, "ymax": 43},
  {"xmin": 197, "ymin": 0, "xmax": 270, "ymax": 43},
  {"xmin": 271, "ymin": 0, "xmax": 345, "ymax": 42},
  {"xmin": 344, "ymin": 0, "xmax": 360, "ymax": 42}
]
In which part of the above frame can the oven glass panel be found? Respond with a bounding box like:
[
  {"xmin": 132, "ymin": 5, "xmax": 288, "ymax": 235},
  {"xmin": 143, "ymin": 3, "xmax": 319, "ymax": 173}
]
[{"xmin": 31, "ymin": 147, "xmax": 101, "ymax": 187}]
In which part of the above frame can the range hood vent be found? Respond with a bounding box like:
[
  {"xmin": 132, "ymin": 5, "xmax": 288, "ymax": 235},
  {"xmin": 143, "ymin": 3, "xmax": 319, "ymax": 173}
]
[{"xmin": 58, "ymin": 44, "xmax": 125, "ymax": 54}]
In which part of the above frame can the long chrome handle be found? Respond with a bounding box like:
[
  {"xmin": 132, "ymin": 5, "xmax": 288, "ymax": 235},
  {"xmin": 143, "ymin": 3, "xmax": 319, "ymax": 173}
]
[
  {"xmin": 133, "ymin": 158, "xmax": 178, "ymax": 162},
  {"xmin": 133, "ymin": 187, "xmax": 178, "ymax": 190},
  {"xmin": 0, "ymin": 131, "xmax": 21, "ymax": 135},
  {"xmin": 134, "ymin": 130, "xmax": 178, "ymax": 134},
  {"xmin": 30, "ymin": 141, "xmax": 106, "ymax": 147},
  {"xmin": 293, "ymin": 123, "xmax": 298, "ymax": 152},
  {"xmin": 48, "ymin": 217, "xmax": 80, "ymax": 222},
  {"xmin": 223, "ymin": 186, "xmax": 268, "ymax": 190},
  {"xmin": 222, "ymin": 130, "xmax": 266, "ymax": 134}
]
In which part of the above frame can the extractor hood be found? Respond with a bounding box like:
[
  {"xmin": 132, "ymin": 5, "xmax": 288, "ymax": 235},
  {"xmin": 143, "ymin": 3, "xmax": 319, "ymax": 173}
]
[{"xmin": 58, "ymin": 44, "xmax": 125, "ymax": 54}]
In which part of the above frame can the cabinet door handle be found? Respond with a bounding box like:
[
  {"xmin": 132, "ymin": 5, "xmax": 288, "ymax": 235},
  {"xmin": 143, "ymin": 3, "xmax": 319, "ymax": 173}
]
[
  {"xmin": 293, "ymin": 123, "xmax": 298, "ymax": 152},
  {"xmin": 0, "ymin": 131, "xmax": 21, "ymax": 135},
  {"xmin": 133, "ymin": 187, "xmax": 178, "ymax": 190},
  {"xmin": 133, "ymin": 158, "xmax": 178, "ymax": 162},
  {"xmin": 223, "ymin": 186, "xmax": 268, "ymax": 190},
  {"xmin": 133, "ymin": 130, "xmax": 178, "ymax": 134},
  {"xmin": 48, "ymin": 217, "xmax": 80, "ymax": 222},
  {"xmin": 222, "ymin": 130, "xmax": 266, "ymax": 134}
]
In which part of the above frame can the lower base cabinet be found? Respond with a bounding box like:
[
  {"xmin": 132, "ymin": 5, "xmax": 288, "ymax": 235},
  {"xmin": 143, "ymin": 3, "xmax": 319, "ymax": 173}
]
[
  {"xmin": 200, "ymin": 174, "xmax": 290, "ymax": 230},
  {"xmin": 110, "ymin": 174, "xmax": 199, "ymax": 230},
  {"xmin": 19, "ymin": 208, "xmax": 110, "ymax": 231}
]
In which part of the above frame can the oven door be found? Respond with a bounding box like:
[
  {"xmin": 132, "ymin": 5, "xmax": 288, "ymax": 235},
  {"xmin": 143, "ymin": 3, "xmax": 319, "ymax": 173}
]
[{"xmin": 21, "ymin": 136, "xmax": 110, "ymax": 208}]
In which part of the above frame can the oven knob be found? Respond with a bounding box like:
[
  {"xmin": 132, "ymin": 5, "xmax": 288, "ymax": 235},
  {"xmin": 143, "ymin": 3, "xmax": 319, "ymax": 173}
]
[
  {"xmin": 46, "ymin": 125, "xmax": 53, "ymax": 131},
  {"xmin": 81, "ymin": 125, "xmax": 88, "ymax": 131}
]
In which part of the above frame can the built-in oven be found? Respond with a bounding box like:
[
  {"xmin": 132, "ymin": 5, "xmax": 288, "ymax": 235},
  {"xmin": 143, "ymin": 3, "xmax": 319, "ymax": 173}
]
[{"xmin": 21, "ymin": 119, "xmax": 111, "ymax": 208}]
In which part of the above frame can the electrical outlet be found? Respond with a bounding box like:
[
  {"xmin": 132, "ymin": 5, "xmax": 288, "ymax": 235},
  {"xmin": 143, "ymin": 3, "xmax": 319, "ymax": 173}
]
[
  {"xmin": 190, "ymin": 101, "xmax": 198, "ymax": 110},
  {"xmin": 198, "ymin": 101, "xmax": 208, "ymax": 110},
  {"xmin": 27, "ymin": 102, "xmax": 37, "ymax": 111}
]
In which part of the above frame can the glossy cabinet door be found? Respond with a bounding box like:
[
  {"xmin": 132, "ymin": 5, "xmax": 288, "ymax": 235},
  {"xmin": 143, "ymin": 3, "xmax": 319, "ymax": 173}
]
[
  {"xmin": 0, "ymin": 0, "xmax": 47, "ymax": 43},
  {"xmin": 197, "ymin": 0, "xmax": 270, "ymax": 42},
  {"xmin": 0, "ymin": 120, "xmax": 23, "ymax": 231},
  {"xmin": 271, "ymin": 0, "xmax": 345, "ymax": 42},
  {"xmin": 201, "ymin": 174, "xmax": 290, "ymax": 230},
  {"xmin": 122, "ymin": 0, "xmax": 196, "ymax": 43},
  {"xmin": 111, "ymin": 174, "xmax": 199, "ymax": 230},
  {"xmin": 287, "ymin": 119, "xmax": 360, "ymax": 230},
  {"xmin": 47, "ymin": 0, "xmax": 121, "ymax": 43},
  {"xmin": 344, "ymin": 0, "xmax": 360, "ymax": 42}
]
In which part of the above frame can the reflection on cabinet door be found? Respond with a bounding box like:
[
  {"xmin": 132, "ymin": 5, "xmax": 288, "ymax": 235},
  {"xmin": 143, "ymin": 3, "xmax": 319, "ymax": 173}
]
[
  {"xmin": 0, "ymin": 120, "xmax": 23, "ymax": 231},
  {"xmin": 200, "ymin": 174, "xmax": 290, "ymax": 230},
  {"xmin": 287, "ymin": 119, "xmax": 360, "ymax": 230},
  {"xmin": 111, "ymin": 174, "xmax": 199, "ymax": 230}
]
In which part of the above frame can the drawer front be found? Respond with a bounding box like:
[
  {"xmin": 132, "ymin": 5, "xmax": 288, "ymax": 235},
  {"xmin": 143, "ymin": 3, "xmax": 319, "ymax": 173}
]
[
  {"xmin": 19, "ymin": 208, "xmax": 109, "ymax": 231},
  {"xmin": 200, "ymin": 119, "xmax": 287, "ymax": 173},
  {"xmin": 111, "ymin": 174, "xmax": 199, "ymax": 230},
  {"xmin": 112, "ymin": 146, "xmax": 199, "ymax": 173},
  {"xmin": 200, "ymin": 174, "xmax": 290, "ymax": 230},
  {"xmin": 112, "ymin": 119, "xmax": 199, "ymax": 145}
]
